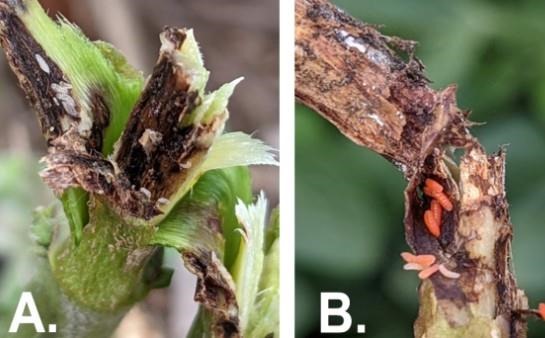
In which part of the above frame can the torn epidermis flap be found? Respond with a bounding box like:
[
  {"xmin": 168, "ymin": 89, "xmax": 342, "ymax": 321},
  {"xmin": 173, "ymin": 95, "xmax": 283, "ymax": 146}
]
[
  {"xmin": 459, "ymin": 146, "xmax": 506, "ymax": 210},
  {"xmin": 160, "ymin": 27, "xmax": 210, "ymax": 95}
]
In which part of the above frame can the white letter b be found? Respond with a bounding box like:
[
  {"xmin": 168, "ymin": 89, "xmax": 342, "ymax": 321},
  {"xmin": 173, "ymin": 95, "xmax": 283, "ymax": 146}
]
[{"xmin": 321, "ymin": 292, "xmax": 352, "ymax": 333}]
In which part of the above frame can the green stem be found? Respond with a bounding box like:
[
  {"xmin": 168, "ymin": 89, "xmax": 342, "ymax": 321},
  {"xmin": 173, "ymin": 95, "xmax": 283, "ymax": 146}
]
[
  {"xmin": 5, "ymin": 199, "xmax": 160, "ymax": 338},
  {"xmin": 51, "ymin": 200, "xmax": 156, "ymax": 312},
  {"xmin": 6, "ymin": 255, "xmax": 126, "ymax": 338}
]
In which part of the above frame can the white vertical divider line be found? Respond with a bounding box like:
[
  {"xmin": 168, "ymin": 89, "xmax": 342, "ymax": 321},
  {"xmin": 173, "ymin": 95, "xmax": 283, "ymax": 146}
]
[{"xmin": 279, "ymin": 0, "xmax": 296, "ymax": 336}]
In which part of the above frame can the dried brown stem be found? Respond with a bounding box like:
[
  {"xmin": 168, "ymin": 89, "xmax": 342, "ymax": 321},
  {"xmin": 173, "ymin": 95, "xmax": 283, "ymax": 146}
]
[{"xmin": 296, "ymin": 0, "xmax": 530, "ymax": 337}]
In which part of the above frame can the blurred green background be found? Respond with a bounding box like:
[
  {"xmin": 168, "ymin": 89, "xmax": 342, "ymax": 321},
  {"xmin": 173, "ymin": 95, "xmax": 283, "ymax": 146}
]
[{"xmin": 296, "ymin": 0, "xmax": 545, "ymax": 337}]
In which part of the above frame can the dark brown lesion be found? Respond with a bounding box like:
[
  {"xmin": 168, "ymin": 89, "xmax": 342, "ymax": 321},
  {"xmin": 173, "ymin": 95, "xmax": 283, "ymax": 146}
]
[
  {"xmin": 0, "ymin": 1, "xmax": 113, "ymax": 155},
  {"xmin": 41, "ymin": 150, "xmax": 159, "ymax": 219},
  {"xmin": 88, "ymin": 91, "xmax": 111, "ymax": 153},
  {"xmin": 37, "ymin": 26, "xmax": 217, "ymax": 219},
  {"xmin": 183, "ymin": 250, "xmax": 240, "ymax": 338},
  {"xmin": 162, "ymin": 26, "xmax": 186, "ymax": 49},
  {"xmin": 0, "ymin": 3, "xmax": 79, "ymax": 146},
  {"xmin": 115, "ymin": 29, "xmax": 206, "ymax": 202}
]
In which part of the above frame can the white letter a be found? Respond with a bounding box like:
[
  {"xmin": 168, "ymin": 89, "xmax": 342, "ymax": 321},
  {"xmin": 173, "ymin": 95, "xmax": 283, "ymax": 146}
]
[{"xmin": 8, "ymin": 292, "xmax": 45, "ymax": 333}]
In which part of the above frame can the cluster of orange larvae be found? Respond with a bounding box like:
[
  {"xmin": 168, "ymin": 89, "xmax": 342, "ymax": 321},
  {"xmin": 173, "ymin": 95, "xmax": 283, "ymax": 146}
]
[
  {"xmin": 422, "ymin": 178, "xmax": 452, "ymax": 238},
  {"xmin": 400, "ymin": 178, "xmax": 458, "ymax": 280},
  {"xmin": 400, "ymin": 252, "xmax": 459, "ymax": 280}
]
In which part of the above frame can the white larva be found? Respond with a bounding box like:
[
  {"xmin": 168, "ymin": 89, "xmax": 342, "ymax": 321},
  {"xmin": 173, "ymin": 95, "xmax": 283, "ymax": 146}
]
[
  {"xmin": 438, "ymin": 264, "xmax": 461, "ymax": 279},
  {"xmin": 157, "ymin": 197, "xmax": 170, "ymax": 205},
  {"xmin": 139, "ymin": 187, "xmax": 152, "ymax": 199},
  {"xmin": 51, "ymin": 82, "xmax": 79, "ymax": 118},
  {"xmin": 35, "ymin": 54, "xmax": 50, "ymax": 74},
  {"xmin": 403, "ymin": 263, "xmax": 424, "ymax": 271}
]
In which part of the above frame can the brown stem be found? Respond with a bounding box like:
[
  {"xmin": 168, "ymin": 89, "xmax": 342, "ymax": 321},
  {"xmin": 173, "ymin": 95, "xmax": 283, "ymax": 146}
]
[{"xmin": 295, "ymin": 0, "xmax": 529, "ymax": 337}]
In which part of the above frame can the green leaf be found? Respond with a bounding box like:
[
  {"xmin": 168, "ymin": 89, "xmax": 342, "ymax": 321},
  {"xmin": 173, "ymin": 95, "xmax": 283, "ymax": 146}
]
[
  {"xmin": 246, "ymin": 207, "xmax": 279, "ymax": 337},
  {"xmin": 93, "ymin": 41, "xmax": 143, "ymax": 82},
  {"xmin": 157, "ymin": 131, "xmax": 277, "ymax": 226},
  {"xmin": 60, "ymin": 188, "xmax": 88, "ymax": 245},
  {"xmin": 218, "ymin": 168, "xmax": 253, "ymax": 269},
  {"xmin": 265, "ymin": 207, "xmax": 279, "ymax": 253},
  {"xmin": 201, "ymin": 132, "xmax": 278, "ymax": 172},
  {"xmin": 183, "ymin": 78, "xmax": 243, "ymax": 126},
  {"xmin": 151, "ymin": 167, "xmax": 252, "ymax": 261},
  {"xmin": 230, "ymin": 192, "xmax": 267, "ymax": 332}
]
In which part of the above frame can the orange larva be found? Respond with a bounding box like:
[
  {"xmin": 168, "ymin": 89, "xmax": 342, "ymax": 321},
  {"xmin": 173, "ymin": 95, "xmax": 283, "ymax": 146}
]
[
  {"xmin": 425, "ymin": 178, "xmax": 443, "ymax": 193},
  {"xmin": 423, "ymin": 178, "xmax": 454, "ymax": 211},
  {"xmin": 424, "ymin": 210, "xmax": 440, "ymax": 238},
  {"xmin": 413, "ymin": 254, "xmax": 436, "ymax": 267},
  {"xmin": 539, "ymin": 303, "xmax": 545, "ymax": 321},
  {"xmin": 400, "ymin": 252, "xmax": 417, "ymax": 263},
  {"xmin": 434, "ymin": 191, "xmax": 453, "ymax": 211},
  {"xmin": 430, "ymin": 200, "xmax": 442, "ymax": 225},
  {"xmin": 423, "ymin": 186, "xmax": 436, "ymax": 198},
  {"xmin": 400, "ymin": 252, "xmax": 436, "ymax": 267}
]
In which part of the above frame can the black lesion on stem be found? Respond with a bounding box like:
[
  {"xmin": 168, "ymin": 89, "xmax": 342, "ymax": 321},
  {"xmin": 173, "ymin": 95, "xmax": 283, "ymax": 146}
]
[
  {"xmin": 0, "ymin": 4, "xmax": 79, "ymax": 146},
  {"xmin": 115, "ymin": 30, "xmax": 203, "ymax": 201},
  {"xmin": 41, "ymin": 150, "xmax": 160, "ymax": 219},
  {"xmin": 88, "ymin": 91, "xmax": 110, "ymax": 153},
  {"xmin": 0, "ymin": 2, "xmax": 113, "ymax": 155}
]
